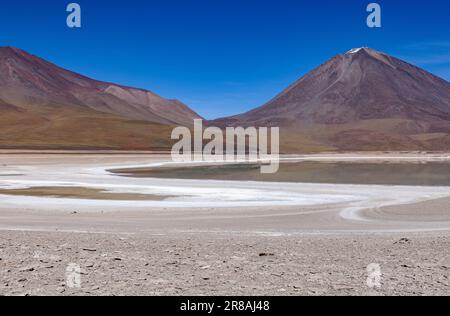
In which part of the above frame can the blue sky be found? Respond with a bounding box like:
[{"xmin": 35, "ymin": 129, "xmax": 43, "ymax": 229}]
[{"xmin": 1, "ymin": 0, "xmax": 449, "ymax": 119}]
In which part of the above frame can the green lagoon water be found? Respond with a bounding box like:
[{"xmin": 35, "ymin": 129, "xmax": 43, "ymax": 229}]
[{"xmin": 115, "ymin": 161, "xmax": 450, "ymax": 186}]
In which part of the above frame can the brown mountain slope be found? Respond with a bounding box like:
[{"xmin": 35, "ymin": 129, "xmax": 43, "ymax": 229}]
[
  {"xmin": 0, "ymin": 100, "xmax": 175, "ymax": 150},
  {"xmin": 0, "ymin": 47, "xmax": 201, "ymax": 150},
  {"xmin": 212, "ymin": 48, "xmax": 450, "ymax": 152}
]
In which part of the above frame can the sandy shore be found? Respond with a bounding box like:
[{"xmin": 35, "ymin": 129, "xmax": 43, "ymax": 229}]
[{"xmin": 1, "ymin": 153, "xmax": 450, "ymax": 296}]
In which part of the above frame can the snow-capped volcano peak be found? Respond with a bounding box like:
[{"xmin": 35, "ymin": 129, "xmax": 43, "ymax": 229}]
[{"xmin": 346, "ymin": 47, "xmax": 367, "ymax": 54}]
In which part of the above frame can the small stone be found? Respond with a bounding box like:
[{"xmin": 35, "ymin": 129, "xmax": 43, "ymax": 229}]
[
  {"xmin": 401, "ymin": 264, "xmax": 412, "ymax": 268},
  {"xmin": 19, "ymin": 267, "xmax": 35, "ymax": 272},
  {"xmin": 259, "ymin": 253, "xmax": 275, "ymax": 257},
  {"xmin": 395, "ymin": 238, "xmax": 411, "ymax": 245}
]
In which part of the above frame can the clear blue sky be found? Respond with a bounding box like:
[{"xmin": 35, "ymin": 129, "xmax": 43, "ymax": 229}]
[{"xmin": 1, "ymin": 0, "xmax": 449, "ymax": 119}]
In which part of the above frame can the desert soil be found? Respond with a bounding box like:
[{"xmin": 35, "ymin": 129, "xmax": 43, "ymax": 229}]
[{"xmin": 1, "ymin": 230, "xmax": 449, "ymax": 296}]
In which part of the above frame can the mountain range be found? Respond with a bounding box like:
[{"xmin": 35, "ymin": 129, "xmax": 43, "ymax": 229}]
[
  {"xmin": 1, "ymin": 46, "xmax": 449, "ymax": 152},
  {"xmin": 0, "ymin": 47, "xmax": 200, "ymax": 150}
]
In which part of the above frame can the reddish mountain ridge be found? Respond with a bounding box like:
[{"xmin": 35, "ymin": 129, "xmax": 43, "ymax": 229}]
[
  {"xmin": 0, "ymin": 47, "xmax": 200, "ymax": 126},
  {"xmin": 0, "ymin": 47, "xmax": 201, "ymax": 150},
  {"xmin": 212, "ymin": 48, "xmax": 450, "ymax": 152}
]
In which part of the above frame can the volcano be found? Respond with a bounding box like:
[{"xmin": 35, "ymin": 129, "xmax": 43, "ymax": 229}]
[
  {"xmin": 212, "ymin": 48, "xmax": 450, "ymax": 152},
  {"xmin": 0, "ymin": 47, "xmax": 201, "ymax": 150}
]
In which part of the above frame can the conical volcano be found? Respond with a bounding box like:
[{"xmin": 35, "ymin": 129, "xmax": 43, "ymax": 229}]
[{"xmin": 212, "ymin": 48, "xmax": 450, "ymax": 152}]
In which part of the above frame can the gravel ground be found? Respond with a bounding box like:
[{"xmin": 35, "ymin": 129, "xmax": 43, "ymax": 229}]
[{"xmin": 1, "ymin": 231, "xmax": 449, "ymax": 296}]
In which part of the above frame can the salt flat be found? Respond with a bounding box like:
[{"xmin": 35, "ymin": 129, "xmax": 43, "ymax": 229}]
[{"xmin": 1, "ymin": 153, "xmax": 450, "ymax": 233}]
